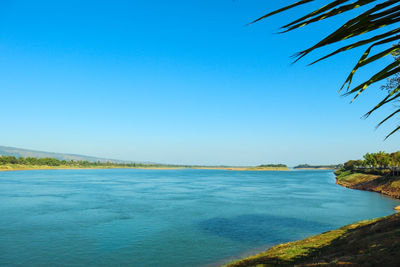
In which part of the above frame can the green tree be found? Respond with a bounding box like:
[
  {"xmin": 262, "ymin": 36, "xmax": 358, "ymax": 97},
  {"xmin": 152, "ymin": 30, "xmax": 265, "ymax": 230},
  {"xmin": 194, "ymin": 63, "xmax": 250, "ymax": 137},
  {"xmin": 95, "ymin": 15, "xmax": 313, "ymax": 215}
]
[
  {"xmin": 253, "ymin": 1, "xmax": 400, "ymax": 138},
  {"xmin": 344, "ymin": 159, "xmax": 362, "ymax": 170},
  {"xmin": 391, "ymin": 151, "xmax": 400, "ymax": 166},
  {"xmin": 364, "ymin": 153, "xmax": 377, "ymax": 167},
  {"xmin": 373, "ymin": 151, "xmax": 389, "ymax": 167}
]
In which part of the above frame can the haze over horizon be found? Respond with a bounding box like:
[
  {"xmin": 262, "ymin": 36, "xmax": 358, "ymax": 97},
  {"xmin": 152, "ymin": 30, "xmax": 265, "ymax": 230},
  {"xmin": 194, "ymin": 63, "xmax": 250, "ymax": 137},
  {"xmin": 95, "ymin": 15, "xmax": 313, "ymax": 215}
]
[
  {"xmin": 0, "ymin": 144, "xmax": 393, "ymax": 168},
  {"xmin": 1, "ymin": 0, "xmax": 400, "ymax": 166}
]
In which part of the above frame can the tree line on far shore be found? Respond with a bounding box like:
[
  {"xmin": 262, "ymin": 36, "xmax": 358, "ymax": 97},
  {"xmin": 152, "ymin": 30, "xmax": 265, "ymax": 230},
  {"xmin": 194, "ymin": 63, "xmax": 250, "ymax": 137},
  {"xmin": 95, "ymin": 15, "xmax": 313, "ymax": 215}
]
[
  {"xmin": 0, "ymin": 155, "xmax": 290, "ymax": 169},
  {"xmin": 0, "ymin": 155, "xmax": 164, "ymax": 168},
  {"xmin": 257, "ymin": 164, "xmax": 287, "ymax": 168},
  {"xmin": 294, "ymin": 164, "xmax": 342, "ymax": 169}
]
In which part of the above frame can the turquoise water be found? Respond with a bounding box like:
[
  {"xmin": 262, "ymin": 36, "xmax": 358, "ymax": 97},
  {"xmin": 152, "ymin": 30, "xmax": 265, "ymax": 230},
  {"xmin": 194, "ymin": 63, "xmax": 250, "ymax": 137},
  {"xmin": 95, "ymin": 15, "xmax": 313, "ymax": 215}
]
[{"xmin": 0, "ymin": 169, "xmax": 399, "ymax": 266}]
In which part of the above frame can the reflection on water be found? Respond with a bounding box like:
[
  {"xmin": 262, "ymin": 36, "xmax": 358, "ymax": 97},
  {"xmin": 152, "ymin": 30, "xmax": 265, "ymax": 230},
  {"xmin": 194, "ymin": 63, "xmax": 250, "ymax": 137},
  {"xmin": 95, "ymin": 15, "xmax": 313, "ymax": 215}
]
[{"xmin": 0, "ymin": 169, "xmax": 399, "ymax": 267}]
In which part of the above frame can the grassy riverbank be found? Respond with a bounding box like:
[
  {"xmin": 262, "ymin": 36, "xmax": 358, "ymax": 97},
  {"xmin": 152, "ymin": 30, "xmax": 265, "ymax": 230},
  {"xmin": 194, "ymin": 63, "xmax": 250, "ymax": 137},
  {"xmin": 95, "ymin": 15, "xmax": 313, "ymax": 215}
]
[
  {"xmin": 226, "ymin": 213, "xmax": 400, "ymax": 266},
  {"xmin": 227, "ymin": 169, "xmax": 400, "ymax": 266},
  {"xmin": 335, "ymin": 169, "xmax": 400, "ymax": 199}
]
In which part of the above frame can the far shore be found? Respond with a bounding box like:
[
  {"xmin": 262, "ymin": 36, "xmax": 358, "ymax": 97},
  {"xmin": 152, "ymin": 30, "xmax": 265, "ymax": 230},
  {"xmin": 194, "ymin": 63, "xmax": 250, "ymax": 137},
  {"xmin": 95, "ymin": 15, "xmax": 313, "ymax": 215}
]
[
  {"xmin": 0, "ymin": 166, "xmax": 290, "ymax": 172},
  {"xmin": 294, "ymin": 167, "xmax": 336, "ymax": 170},
  {"xmin": 0, "ymin": 166, "xmax": 186, "ymax": 172},
  {"xmin": 192, "ymin": 166, "xmax": 289, "ymax": 171}
]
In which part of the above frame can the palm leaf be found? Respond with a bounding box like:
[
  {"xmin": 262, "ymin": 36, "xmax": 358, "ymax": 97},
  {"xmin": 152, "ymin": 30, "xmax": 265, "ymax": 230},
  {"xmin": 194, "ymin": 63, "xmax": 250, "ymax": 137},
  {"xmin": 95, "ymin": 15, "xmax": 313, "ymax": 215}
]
[
  {"xmin": 253, "ymin": 0, "xmax": 400, "ymax": 138},
  {"xmin": 248, "ymin": 0, "xmax": 314, "ymax": 25},
  {"xmin": 309, "ymin": 29, "xmax": 400, "ymax": 66},
  {"xmin": 341, "ymin": 35, "xmax": 400, "ymax": 91},
  {"xmin": 344, "ymin": 62, "xmax": 400, "ymax": 100},
  {"xmin": 365, "ymin": 86, "xmax": 400, "ymax": 118},
  {"xmin": 282, "ymin": 0, "xmax": 351, "ymax": 28},
  {"xmin": 281, "ymin": 0, "xmax": 376, "ymax": 33},
  {"xmin": 385, "ymin": 124, "xmax": 400, "ymax": 139}
]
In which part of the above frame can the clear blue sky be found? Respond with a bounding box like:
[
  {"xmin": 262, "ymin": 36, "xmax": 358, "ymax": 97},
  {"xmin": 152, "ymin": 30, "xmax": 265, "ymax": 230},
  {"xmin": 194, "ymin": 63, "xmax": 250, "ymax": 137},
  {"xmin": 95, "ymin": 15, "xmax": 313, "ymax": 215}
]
[{"xmin": 1, "ymin": 0, "xmax": 399, "ymax": 166}]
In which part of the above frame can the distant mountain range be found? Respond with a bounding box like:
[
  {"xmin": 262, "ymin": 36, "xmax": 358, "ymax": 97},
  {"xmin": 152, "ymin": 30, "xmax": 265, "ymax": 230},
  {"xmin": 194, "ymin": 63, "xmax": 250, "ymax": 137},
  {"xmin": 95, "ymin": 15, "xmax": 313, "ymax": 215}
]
[{"xmin": 0, "ymin": 146, "xmax": 130, "ymax": 163}]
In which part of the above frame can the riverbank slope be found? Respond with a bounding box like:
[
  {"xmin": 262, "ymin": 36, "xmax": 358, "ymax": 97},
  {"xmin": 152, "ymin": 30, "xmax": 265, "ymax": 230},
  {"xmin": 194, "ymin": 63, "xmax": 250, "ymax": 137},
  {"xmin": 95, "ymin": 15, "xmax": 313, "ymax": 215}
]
[
  {"xmin": 226, "ymin": 213, "xmax": 400, "ymax": 266},
  {"xmin": 226, "ymin": 170, "xmax": 400, "ymax": 266},
  {"xmin": 335, "ymin": 169, "xmax": 400, "ymax": 199}
]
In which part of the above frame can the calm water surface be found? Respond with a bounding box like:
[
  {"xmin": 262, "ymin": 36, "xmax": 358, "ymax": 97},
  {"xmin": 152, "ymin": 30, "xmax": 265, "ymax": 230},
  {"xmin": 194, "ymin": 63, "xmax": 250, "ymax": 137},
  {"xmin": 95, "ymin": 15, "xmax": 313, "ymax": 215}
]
[{"xmin": 0, "ymin": 169, "xmax": 399, "ymax": 266}]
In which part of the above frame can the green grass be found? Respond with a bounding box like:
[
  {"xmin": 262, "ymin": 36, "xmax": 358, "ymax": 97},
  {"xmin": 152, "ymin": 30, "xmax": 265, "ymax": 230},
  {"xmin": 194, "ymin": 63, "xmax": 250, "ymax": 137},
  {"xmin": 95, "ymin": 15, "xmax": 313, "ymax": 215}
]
[
  {"xmin": 226, "ymin": 170, "xmax": 400, "ymax": 266},
  {"xmin": 391, "ymin": 180, "xmax": 400, "ymax": 189},
  {"xmin": 226, "ymin": 220, "xmax": 373, "ymax": 266},
  {"xmin": 226, "ymin": 213, "xmax": 400, "ymax": 267},
  {"xmin": 336, "ymin": 171, "xmax": 380, "ymax": 184}
]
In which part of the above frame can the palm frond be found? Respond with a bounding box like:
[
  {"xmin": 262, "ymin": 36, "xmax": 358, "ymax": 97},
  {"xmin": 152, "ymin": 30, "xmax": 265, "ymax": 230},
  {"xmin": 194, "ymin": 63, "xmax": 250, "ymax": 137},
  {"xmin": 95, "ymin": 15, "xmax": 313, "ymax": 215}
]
[
  {"xmin": 281, "ymin": 0, "xmax": 376, "ymax": 33},
  {"xmin": 248, "ymin": 0, "xmax": 314, "ymax": 25},
  {"xmin": 384, "ymin": 119, "xmax": 400, "ymax": 139},
  {"xmin": 365, "ymin": 87, "xmax": 400, "ymax": 118},
  {"xmin": 341, "ymin": 35, "xmax": 400, "ymax": 91},
  {"xmin": 254, "ymin": 0, "xmax": 400, "ymax": 138}
]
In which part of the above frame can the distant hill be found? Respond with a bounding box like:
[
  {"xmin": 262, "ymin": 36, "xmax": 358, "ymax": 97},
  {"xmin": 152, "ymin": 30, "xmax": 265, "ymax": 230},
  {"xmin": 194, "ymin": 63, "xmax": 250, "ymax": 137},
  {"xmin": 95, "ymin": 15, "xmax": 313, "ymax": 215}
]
[
  {"xmin": 0, "ymin": 146, "xmax": 129, "ymax": 163},
  {"xmin": 258, "ymin": 164, "xmax": 287, "ymax": 168},
  {"xmin": 294, "ymin": 164, "xmax": 342, "ymax": 170}
]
